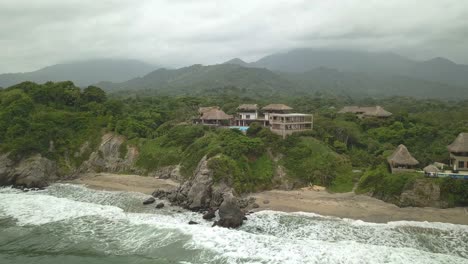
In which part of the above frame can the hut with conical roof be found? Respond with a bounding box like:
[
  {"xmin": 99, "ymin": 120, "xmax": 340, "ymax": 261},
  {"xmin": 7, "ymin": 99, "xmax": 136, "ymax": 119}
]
[
  {"xmin": 387, "ymin": 144, "xmax": 419, "ymax": 173},
  {"xmin": 447, "ymin": 133, "xmax": 468, "ymax": 171},
  {"xmin": 423, "ymin": 165, "xmax": 440, "ymax": 177}
]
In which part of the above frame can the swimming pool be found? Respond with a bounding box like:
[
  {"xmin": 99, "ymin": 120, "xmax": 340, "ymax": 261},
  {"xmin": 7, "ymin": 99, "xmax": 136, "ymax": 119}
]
[{"xmin": 229, "ymin": 126, "xmax": 249, "ymax": 132}]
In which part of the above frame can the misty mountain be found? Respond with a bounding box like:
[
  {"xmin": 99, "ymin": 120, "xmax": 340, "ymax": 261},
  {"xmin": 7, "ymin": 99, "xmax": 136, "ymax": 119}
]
[
  {"xmin": 251, "ymin": 49, "xmax": 468, "ymax": 87},
  {"xmin": 281, "ymin": 67, "xmax": 466, "ymax": 99},
  {"xmin": 98, "ymin": 64, "xmax": 300, "ymax": 96},
  {"xmin": 98, "ymin": 62, "xmax": 466, "ymax": 99},
  {"xmin": 0, "ymin": 59, "xmax": 156, "ymax": 87},
  {"xmin": 223, "ymin": 58, "xmax": 251, "ymax": 67}
]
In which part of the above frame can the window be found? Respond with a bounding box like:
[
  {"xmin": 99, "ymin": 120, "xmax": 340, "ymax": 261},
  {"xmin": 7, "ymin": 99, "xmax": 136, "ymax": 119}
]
[
  {"xmin": 246, "ymin": 114, "xmax": 250, "ymax": 119},
  {"xmin": 459, "ymin": 161, "xmax": 465, "ymax": 168}
]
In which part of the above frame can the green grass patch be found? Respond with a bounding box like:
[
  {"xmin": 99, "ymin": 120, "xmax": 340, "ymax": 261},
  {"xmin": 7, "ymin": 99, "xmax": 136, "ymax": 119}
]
[{"xmin": 328, "ymin": 172, "xmax": 357, "ymax": 193}]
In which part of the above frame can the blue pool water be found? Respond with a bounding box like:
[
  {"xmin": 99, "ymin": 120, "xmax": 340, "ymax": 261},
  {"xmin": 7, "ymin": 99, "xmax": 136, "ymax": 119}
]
[{"xmin": 229, "ymin": 126, "xmax": 249, "ymax": 132}]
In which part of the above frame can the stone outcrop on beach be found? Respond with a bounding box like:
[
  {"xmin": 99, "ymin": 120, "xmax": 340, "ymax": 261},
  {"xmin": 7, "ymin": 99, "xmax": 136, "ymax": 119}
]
[
  {"xmin": 149, "ymin": 165, "xmax": 182, "ymax": 181},
  {"xmin": 0, "ymin": 154, "xmax": 58, "ymax": 188},
  {"xmin": 152, "ymin": 156, "xmax": 253, "ymax": 228},
  {"xmin": 399, "ymin": 178, "xmax": 449, "ymax": 208},
  {"xmin": 78, "ymin": 133, "xmax": 140, "ymax": 174},
  {"xmin": 214, "ymin": 192, "xmax": 245, "ymax": 228}
]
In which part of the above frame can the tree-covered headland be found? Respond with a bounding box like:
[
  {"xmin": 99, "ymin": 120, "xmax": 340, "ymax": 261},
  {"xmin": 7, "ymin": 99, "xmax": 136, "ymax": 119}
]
[{"xmin": 1, "ymin": 81, "xmax": 467, "ymax": 206}]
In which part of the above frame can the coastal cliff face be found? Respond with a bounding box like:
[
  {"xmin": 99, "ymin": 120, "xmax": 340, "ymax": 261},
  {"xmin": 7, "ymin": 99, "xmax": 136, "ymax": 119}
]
[
  {"xmin": 78, "ymin": 133, "xmax": 140, "ymax": 174},
  {"xmin": 152, "ymin": 156, "xmax": 250, "ymax": 228},
  {"xmin": 399, "ymin": 179, "xmax": 449, "ymax": 208},
  {"xmin": 368, "ymin": 177, "xmax": 449, "ymax": 208},
  {"xmin": 0, "ymin": 133, "xmax": 141, "ymax": 188},
  {"xmin": 0, "ymin": 154, "xmax": 58, "ymax": 188}
]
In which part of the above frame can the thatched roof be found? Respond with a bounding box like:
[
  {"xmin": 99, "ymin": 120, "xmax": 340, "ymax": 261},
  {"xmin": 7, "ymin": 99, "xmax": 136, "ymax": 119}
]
[
  {"xmin": 237, "ymin": 104, "xmax": 258, "ymax": 111},
  {"xmin": 423, "ymin": 165, "xmax": 440, "ymax": 173},
  {"xmin": 262, "ymin": 104, "xmax": 293, "ymax": 111},
  {"xmin": 201, "ymin": 108, "xmax": 233, "ymax": 120},
  {"xmin": 447, "ymin": 133, "xmax": 468, "ymax": 153},
  {"xmin": 199, "ymin": 106, "xmax": 220, "ymax": 114},
  {"xmin": 387, "ymin": 144, "xmax": 419, "ymax": 166},
  {"xmin": 338, "ymin": 106, "xmax": 392, "ymax": 117}
]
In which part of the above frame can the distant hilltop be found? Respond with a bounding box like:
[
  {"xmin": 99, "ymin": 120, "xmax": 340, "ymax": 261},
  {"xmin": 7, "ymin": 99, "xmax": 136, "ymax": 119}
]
[{"xmin": 2, "ymin": 49, "xmax": 468, "ymax": 100}]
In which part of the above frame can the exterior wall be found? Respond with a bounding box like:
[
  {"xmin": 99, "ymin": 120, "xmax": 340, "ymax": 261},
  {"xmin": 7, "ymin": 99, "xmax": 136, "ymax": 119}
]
[
  {"xmin": 195, "ymin": 119, "xmax": 232, "ymax": 126},
  {"xmin": 450, "ymin": 153, "xmax": 468, "ymax": 171},
  {"xmin": 238, "ymin": 111, "xmax": 257, "ymax": 120},
  {"xmin": 268, "ymin": 114, "xmax": 313, "ymax": 138}
]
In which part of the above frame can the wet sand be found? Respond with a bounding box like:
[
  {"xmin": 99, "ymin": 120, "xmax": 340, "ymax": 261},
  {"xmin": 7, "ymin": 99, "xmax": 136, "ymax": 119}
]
[
  {"xmin": 252, "ymin": 189, "xmax": 468, "ymax": 225},
  {"xmin": 69, "ymin": 173, "xmax": 468, "ymax": 225}
]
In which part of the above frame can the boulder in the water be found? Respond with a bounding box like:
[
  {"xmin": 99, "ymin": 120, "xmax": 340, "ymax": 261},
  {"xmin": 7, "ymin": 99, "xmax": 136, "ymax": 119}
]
[
  {"xmin": 155, "ymin": 202, "xmax": 165, "ymax": 209},
  {"xmin": 143, "ymin": 197, "xmax": 155, "ymax": 205},
  {"xmin": 203, "ymin": 209, "xmax": 216, "ymax": 220},
  {"xmin": 214, "ymin": 192, "xmax": 244, "ymax": 228},
  {"xmin": 188, "ymin": 220, "xmax": 199, "ymax": 225}
]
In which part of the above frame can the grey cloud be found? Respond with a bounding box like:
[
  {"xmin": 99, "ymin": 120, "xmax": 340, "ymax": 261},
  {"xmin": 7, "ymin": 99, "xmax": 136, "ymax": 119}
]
[{"xmin": 1, "ymin": 0, "xmax": 468, "ymax": 72}]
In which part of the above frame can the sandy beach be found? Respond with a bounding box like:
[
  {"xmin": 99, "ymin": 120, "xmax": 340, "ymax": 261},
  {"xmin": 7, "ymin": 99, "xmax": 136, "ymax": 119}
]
[
  {"xmin": 68, "ymin": 173, "xmax": 178, "ymax": 194},
  {"xmin": 252, "ymin": 189, "xmax": 468, "ymax": 225},
  {"xmin": 69, "ymin": 173, "xmax": 468, "ymax": 225}
]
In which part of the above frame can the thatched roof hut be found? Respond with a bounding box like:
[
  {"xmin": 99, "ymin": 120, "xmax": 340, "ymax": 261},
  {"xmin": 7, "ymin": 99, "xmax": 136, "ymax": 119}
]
[
  {"xmin": 423, "ymin": 165, "xmax": 440, "ymax": 173},
  {"xmin": 237, "ymin": 104, "xmax": 258, "ymax": 111},
  {"xmin": 262, "ymin": 104, "xmax": 293, "ymax": 111},
  {"xmin": 201, "ymin": 108, "xmax": 232, "ymax": 120},
  {"xmin": 447, "ymin": 133, "xmax": 468, "ymax": 153},
  {"xmin": 387, "ymin": 144, "xmax": 419, "ymax": 166},
  {"xmin": 338, "ymin": 106, "xmax": 392, "ymax": 117}
]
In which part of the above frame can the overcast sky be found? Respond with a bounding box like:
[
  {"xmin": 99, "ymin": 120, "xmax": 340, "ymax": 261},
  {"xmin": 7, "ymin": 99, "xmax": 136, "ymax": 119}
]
[{"xmin": 1, "ymin": 0, "xmax": 467, "ymax": 72}]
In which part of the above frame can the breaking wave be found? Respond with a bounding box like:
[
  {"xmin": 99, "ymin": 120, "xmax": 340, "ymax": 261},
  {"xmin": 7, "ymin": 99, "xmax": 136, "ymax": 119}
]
[{"xmin": 0, "ymin": 184, "xmax": 467, "ymax": 264}]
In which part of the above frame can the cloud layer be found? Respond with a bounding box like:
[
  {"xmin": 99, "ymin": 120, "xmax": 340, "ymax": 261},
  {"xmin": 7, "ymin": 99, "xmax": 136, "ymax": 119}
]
[{"xmin": 1, "ymin": 0, "xmax": 468, "ymax": 72}]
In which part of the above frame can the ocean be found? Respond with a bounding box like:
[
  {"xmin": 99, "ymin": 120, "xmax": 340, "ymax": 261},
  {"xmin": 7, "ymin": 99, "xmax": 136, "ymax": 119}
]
[{"xmin": 0, "ymin": 184, "xmax": 467, "ymax": 264}]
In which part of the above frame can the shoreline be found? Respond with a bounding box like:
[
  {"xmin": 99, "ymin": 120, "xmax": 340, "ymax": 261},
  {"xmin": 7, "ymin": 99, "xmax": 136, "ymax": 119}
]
[
  {"xmin": 68, "ymin": 173, "xmax": 468, "ymax": 225},
  {"xmin": 67, "ymin": 173, "xmax": 178, "ymax": 194}
]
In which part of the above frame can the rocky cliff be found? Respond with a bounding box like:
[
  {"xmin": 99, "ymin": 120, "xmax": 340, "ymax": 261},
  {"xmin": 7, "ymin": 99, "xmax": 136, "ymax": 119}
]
[
  {"xmin": 399, "ymin": 178, "xmax": 449, "ymax": 208},
  {"xmin": 0, "ymin": 154, "xmax": 58, "ymax": 188},
  {"xmin": 77, "ymin": 133, "xmax": 140, "ymax": 174},
  {"xmin": 152, "ymin": 156, "xmax": 253, "ymax": 228}
]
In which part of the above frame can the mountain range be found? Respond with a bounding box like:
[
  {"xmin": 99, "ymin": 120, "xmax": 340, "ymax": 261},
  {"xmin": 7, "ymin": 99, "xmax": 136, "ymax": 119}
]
[
  {"xmin": 2, "ymin": 49, "xmax": 468, "ymax": 99},
  {"xmin": 0, "ymin": 59, "xmax": 155, "ymax": 87}
]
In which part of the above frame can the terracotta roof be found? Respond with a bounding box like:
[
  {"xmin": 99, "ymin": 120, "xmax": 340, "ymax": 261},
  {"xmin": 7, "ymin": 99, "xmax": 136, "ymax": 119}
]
[
  {"xmin": 338, "ymin": 106, "xmax": 392, "ymax": 117},
  {"xmin": 262, "ymin": 104, "xmax": 293, "ymax": 111},
  {"xmin": 237, "ymin": 104, "xmax": 258, "ymax": 111},
  {"xmin": 387, "ymin": 144, "xmax": 419, "ymax": 166},
  {"xmin": 199, "ymin": 106, "xmax": 220, "ymax": 114},
  {"xmin": 448, "ymin": 133, "xmax": 468, "ymax": 153},
  {"xmin": 201, "ymin": 108, "xmax": 233, "ymax": 120}
]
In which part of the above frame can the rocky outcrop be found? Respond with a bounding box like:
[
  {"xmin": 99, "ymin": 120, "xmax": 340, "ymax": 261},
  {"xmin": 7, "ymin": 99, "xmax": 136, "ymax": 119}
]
[
  {"xmin": 149, "ymin": 165, "xmax": 182, "ymax": 181},
  {"xmin": 272, "ymin": 165, "xmax": 298, "ymax": 190},
  {"xmin": 0, "ymin": 154, "xmax": 58, "ymax": 188},
  {"xmin": 152, "ymin": 156, "xmax": 254, "ymax": 228},
  {"xmin": 214, "ymin": 192, "xmax": 244, "ymax": 228},
  {"xmin": 78, "ymin": 133, "xmax": 140, "ymax": 174},
  {"xmin": 400, "ymin": 179, "xmax": 449, "ymax": 208}
]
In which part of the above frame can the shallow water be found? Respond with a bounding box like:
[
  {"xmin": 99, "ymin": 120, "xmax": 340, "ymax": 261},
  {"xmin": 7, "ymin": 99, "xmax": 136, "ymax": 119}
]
[{"xmin": 0, "ymin": 184, "xmax": 467, "ymax": 264}]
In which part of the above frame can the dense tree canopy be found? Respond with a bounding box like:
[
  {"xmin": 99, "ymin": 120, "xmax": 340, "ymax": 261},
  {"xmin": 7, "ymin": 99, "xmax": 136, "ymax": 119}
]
[{"xmin": 1, "ymin": 81, "xmax": 467, "ymax": 203}]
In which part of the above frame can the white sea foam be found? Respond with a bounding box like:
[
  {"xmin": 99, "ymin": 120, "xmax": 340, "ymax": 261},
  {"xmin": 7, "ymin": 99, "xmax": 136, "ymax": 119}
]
[
  {"xmin": 0, "ymin": 192, "xmax": 123, "ymax": 225},
  {"xmin": 0, "ymin": 184, "xmax": 467, "ymax": 264}
]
